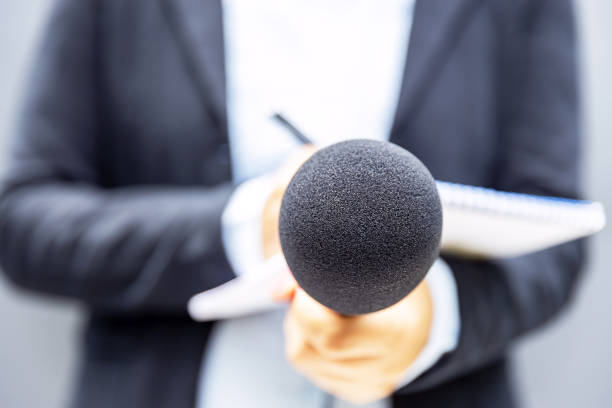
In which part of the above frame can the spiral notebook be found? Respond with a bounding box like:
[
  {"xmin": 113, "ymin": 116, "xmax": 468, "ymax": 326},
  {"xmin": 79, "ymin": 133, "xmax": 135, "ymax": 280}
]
[
  {"xmin": 437, "ymin": 181, "xmax": 606, "ymax": 258},
  {"xmin": 188, "ymin": 181, "xmax": 606, "ymax": 321}
]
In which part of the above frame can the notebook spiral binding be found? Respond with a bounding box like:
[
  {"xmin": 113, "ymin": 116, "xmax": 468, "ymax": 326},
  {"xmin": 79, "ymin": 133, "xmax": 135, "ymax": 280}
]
[{"xmin": 436, "ymin": 181, "xmax": 606, "ymax": 231}]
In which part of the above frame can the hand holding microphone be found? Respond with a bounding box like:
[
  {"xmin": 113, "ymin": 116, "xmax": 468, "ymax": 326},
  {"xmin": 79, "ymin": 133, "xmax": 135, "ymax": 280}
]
[
  {"xmin": 284, "ymin": 279, "xmax": 432, "ymax": 404},
  {"xmin": 265, "ymin": 139, "xmax": 442, "ymax": 401}
]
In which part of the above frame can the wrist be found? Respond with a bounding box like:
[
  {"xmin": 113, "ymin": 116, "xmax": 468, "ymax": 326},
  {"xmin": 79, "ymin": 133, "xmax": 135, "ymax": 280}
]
[
  {"xmin": 396, "ymin": 258, "xmax": 460, "ymax": 387},
  {"xmin": 221, "ymin": 175, "xmax": 276, "ymax": 276}
]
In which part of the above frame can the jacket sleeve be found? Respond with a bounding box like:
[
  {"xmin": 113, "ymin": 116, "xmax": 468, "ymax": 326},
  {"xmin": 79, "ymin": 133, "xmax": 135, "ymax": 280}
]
[
  {"xmin": 0, "ymin": 0, "xmax": 235, "ymax": 312},
  {"xmin": 403, "ymin": 0, "xmax": 584, "ymax": 391}
]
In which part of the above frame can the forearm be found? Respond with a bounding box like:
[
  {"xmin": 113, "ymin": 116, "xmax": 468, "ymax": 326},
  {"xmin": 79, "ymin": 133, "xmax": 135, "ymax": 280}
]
[
  {"xmin": 400, "ymin": 239, "xmax": 585, "ymax": 393},
  {"xmin": 0, "ymin": 181, "xmax": 235, "ymax": 312}
]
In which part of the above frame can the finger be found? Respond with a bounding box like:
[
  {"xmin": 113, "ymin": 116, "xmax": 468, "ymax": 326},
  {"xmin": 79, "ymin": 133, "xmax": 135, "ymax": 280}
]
[
  {"xmin": 285, "ymin": 312, "xmax": 403, "ymax": 403},
  {"xmin": 270, "ymin": 269, "xmax": 298, "ymax": 302},
  {"xmin": 285, "ymin": 311, "xmax": 394, "ymax": 379},
  {"xmin": 289, "ymin": 289, "xmax": 393, "ymax": 358},
  {"xmin": 289, "ymin": 289, "xmax": 380, "ymax": 358},
  {"xmin": 290, "ymin": 288, "xmax": 346, "ymax": 328},
  {"xmin": 285, "ymin": 324, "xmax": 396, "ymax": 404},
  {"xmin": 261, "ymin": 185, "xmax": 285, "ymax": 259}
]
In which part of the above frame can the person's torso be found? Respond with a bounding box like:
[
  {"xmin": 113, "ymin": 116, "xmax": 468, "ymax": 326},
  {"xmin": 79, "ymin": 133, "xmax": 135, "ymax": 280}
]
[
  {"xmin": 94, "ymin": 0, "xmax": 502, "ymax": 189},
  {"xmin": 75, "ymin": 1, "xmax": 513, "ymax": 407}
]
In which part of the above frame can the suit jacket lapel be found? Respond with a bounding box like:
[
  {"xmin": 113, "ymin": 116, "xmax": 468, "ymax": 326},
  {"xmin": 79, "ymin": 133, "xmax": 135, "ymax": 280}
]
[
  {"xmin": 162, "ymin": 0, "xmax": 480, "ymax": 142},
  {"xmin": 161, "ymin": 0, "xmax": 227, "ymax": 136},
  {"xmin": 391, "ymin": 0, "xmax": 481, "ymax": 141}
]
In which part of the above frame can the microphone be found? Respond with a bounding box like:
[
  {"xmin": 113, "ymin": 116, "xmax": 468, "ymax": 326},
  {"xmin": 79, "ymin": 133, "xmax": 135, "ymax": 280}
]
[{"xmin": 279, "ymin": 139, "xmax": 442, "ymax": 315}]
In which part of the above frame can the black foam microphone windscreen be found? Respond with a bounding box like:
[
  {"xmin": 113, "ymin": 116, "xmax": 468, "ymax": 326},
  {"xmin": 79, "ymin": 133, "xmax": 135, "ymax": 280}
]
[{"xmin": 279, "ymin": 139, "xmax": 442, "ymax": 315}]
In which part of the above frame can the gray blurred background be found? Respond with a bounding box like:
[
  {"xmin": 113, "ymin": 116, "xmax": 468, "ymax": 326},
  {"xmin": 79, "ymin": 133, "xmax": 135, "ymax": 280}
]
[{"xmin": 0, "ymin": 1, "xmax": 610, "ymax": 407}]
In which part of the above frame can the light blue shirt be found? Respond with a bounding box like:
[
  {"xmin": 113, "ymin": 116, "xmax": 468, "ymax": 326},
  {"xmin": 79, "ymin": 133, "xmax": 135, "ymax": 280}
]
[{"xmin": 197, "ymin": 1, "xmax": 459, "ymax": 407}]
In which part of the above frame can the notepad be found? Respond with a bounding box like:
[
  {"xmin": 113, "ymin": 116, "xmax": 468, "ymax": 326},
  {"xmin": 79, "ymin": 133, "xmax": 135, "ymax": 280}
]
[
  {"xmin": 268, "ymin": 118, "xmax": 607, "ymax": 257},
  {"xmin": 437, "ymin": 181, "xmax": 606, "ymax": 258},
  {"xmin": 188, "ymin": 181, "xmax": 606, "ymax": 321},
  {"xmin": 188, "ymin": 254, "xmax": 287, "ymax": 321}
]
